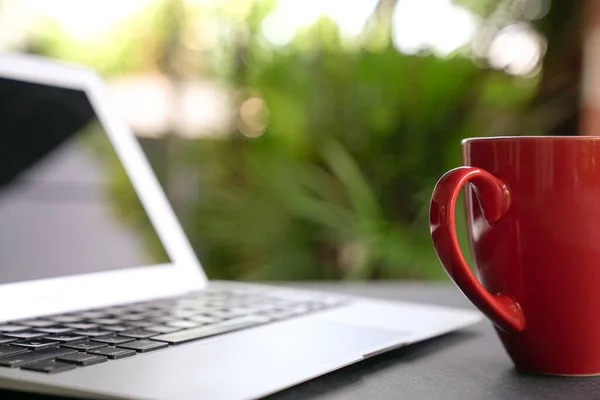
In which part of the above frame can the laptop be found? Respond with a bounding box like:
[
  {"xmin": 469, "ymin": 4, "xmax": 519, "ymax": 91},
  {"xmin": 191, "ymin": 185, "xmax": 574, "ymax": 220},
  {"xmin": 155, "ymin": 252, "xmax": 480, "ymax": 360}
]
[{"xmin": 0, "ymin": 53, "xmax": 481, "ymax": 400}]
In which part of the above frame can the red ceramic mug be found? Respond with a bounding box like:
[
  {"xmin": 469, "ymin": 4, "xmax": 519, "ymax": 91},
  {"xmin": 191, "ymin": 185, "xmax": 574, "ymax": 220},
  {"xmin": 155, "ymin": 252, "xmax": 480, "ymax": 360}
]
[{"xmin": 430, "ymin": 136, "xmax": 600, "ymax": 376}]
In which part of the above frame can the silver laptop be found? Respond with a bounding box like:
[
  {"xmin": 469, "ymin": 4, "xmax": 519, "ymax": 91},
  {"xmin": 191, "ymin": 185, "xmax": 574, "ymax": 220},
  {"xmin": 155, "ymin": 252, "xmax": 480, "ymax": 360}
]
[{"xmin": 0, "ymin": 53, "xmax": 481, "ymax": 400}]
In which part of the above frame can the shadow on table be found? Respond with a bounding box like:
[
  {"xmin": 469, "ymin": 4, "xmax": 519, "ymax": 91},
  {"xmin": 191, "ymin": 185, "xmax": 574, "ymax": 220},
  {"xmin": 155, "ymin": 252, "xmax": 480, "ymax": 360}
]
[{"xmin": 266, "ymin": 328, "xmax": 479, "ymax": 400}]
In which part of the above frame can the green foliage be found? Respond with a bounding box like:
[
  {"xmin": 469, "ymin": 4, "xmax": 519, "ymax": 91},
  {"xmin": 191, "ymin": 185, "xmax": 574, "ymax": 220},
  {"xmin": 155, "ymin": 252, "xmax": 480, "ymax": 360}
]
[
  {"xmin": 30, "ymin": 0, "xmax": 542, "ymax": 281},
  {"xmin": 185, "ymin": 41, "xmax": 535, "ymax": 280}
]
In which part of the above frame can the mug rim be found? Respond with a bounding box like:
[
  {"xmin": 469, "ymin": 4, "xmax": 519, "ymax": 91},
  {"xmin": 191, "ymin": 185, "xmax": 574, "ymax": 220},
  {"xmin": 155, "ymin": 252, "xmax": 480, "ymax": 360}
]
[{"xmin": 462, "ymin": 136, "xmax": 600, "ymax": 144}]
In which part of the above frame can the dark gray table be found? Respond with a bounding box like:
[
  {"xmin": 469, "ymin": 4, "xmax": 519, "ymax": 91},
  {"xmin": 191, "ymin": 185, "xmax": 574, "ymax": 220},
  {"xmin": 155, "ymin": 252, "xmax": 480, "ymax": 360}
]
[{"xmin": 267, "ymin": 282, "xmax": 600, "ymax": 400}]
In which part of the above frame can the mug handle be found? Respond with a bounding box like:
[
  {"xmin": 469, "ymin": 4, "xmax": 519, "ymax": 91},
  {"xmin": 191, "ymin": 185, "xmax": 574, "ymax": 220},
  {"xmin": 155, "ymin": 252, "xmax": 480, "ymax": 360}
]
[{"xmin": 430, "ymin": 166, "xmax": 526, "ymax": 334}]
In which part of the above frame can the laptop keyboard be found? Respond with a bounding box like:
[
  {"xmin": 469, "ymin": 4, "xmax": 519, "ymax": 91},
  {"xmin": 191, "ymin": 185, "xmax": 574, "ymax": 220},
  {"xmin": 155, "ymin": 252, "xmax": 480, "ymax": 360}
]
[{"xmin": 0, "ymin": 285, "xmax": 346, "ymax": 374}]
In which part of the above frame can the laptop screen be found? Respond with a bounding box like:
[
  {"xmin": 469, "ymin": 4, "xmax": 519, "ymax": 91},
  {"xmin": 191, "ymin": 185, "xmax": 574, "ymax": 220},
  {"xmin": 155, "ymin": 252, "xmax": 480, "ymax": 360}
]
[{"xmin": 0, "ymin": 77, "xmax": 171, "ymax": 284}]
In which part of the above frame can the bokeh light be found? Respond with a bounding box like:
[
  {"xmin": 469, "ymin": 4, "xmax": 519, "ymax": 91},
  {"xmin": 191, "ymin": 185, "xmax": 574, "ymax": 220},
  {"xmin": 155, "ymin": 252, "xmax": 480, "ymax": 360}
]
[
  {"xmin": 391, "ymin": 0, "xmax": 478, "ymax": 56},
  {"xmin": 261, "ymin": 0, "xmax": 379, "ymax": 46},
  {"xmin": 487, "ymin": 23, "xmax": 545, "ymax": 76},
  {"xmin": 239, "ymin": 97, "xmax": 269, "ymax": 138}
]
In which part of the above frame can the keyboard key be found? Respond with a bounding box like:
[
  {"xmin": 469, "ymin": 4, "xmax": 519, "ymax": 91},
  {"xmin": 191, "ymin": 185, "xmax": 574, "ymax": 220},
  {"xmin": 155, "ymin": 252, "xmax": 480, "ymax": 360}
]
[
  {"xmin": 145, "ymin": 326, "xmax": 181, "ymax": 334},
  {"xmin": 120, "ymin": 330, "xmax": 156, "ymax": 339},
  {"xmin": 145, "ymin": 302, "xmax": 175, "ymax": 310},
  {"xmin": 101, "ymin": 325, "xmax": 132, "ymax": 332},
  {"xmin": 21, "ymin": 360, "xmax": 76, "ymax": 374},
  {"xmin": 139, "ymin": 310, "xmax": 167, "ymax": 318},
  {"xmin": 117, "ymin": 340, "xmax": 168, "ymax": 353},
  {"xmin": 44, "ymin": 333, "xmax": 86, "ymax": 343},
  {"xmin": 72, "ymin": 330, "xmax": 112, "ymax": 338},
  {"xmin": 187, "ymin": 315, "xmax": 220, "ymax": 324},
  {"xmin": 47, "ymin": 315, "xmax": 82, "ymax": 324},
  {"xmin": 0, "ymin": 345, "xmax": 28, "ymax": 358},
  {"xmin": 16, "ymin": 320, "xmax": 55, "ymax": 328},
  {"xmin": 0, "ymin": 347, "xmax": 76, "ymax": 367},
  {"xmin": 243, "ymin": 304, "xmax": 280, "ymax": 313},
  {"xmin": 0, "ymin": 336, "xmax": 18, "ymax": 344},
  {"xmin": 88, "ymin": 347, "xmax": 136, "ymax": 360},
  {"xmin": 120, "ymin": 314, "xmax": 146, "ymax": 321},
  {"xmin": 33, "ymin": 326, "xmax": 75, "ymax": 334},
  {"xmin": 0, "ymin": 325, "xmax": 29, "ymax": 333},
  {"xmin": 90, "ymin": 318, "xmax": 122, "ymax": 325},
  {"xmin": 170, "ymin": 299, "xmax": 201, "ymax": 307},
  {"xmin": 207, "ymin": 309, "xmax": 248, "ymax": 319},
  {"xmin": 124, "ymin": 321, "xmax": 155, "ymax": 328},
  {"xmin": 74, "ymin": 311, "xmax": 106, "ymax": 319},
  {"xmin": 4, "ymin": 331, "xmax": 47, "ymax": 339},
  {"xmin": 64, "ymin": 323, "xmax": 98, "ymax": 330},
  {"xmin": 12, "ymin": 339, "xmax": 59, "ymax": 350},
  {"xmin": 170, "ymin": 309, "xmax": 197, "ymax": 318},
  {"xmin": 91, "ymin": 335, "xmax": 134, "ymax": 345},
  {"xmin": 165, "ymin": 320, "xmax": 199, "ymax": 329},
  {"xmin": 57, "ymin": 352, "xmax": 108, "ymax": 366},
  {"xmin": 120, "ymin": 305, "xmax": 149, "ymax": 313},
  {"xmin": 62, "ymin": 339, "xmax": 108, "ymax": 351},
  {"xmin": 187, "ymin": 306, "xmax": 223, "ymax": 314},
  {"xmin": 101, "ymin": 307, "xmax": 129, "ymax": 316},
  {"xmin": 204, "ymin": 302, "xmax": 229, "ymax": 309},
  {"xmin": 152, "ymin": 316, "xmax": 177, "ymax": 323},
  {"xmin": 174, "ymin": 302, "xmax": 219, "ymax": 313},
  {"xmin": 152, "ymin": 316, "xmax": 269, "ymax": 344}
]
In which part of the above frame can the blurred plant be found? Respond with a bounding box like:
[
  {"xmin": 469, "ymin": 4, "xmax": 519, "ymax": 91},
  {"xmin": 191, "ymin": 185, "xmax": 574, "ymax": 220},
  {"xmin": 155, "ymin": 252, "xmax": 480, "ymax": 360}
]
[
  {"xmin": 19, "ymin": 0, "xmax": 576, "ymax": 280},
  {"xmin": 180, "ymin": 2, "xmax": 538, "ymax": 280}
]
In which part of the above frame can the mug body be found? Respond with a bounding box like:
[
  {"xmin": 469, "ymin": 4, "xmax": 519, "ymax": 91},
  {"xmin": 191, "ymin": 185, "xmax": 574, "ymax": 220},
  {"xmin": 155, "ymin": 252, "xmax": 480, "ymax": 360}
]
[{"xmin": 463, "ymin": 136, "xmax": 600, "ymax": 375}]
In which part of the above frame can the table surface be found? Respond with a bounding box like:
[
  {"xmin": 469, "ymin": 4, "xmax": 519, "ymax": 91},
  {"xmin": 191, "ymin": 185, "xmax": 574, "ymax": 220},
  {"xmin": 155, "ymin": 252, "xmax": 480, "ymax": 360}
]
[{"xmin": 266, "ymin": 282, "xmax": 600, "ymax": 400}]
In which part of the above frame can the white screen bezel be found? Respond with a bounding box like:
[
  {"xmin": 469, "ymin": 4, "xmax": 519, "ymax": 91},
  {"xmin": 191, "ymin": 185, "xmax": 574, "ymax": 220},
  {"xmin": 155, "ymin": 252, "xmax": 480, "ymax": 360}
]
[{"xmin": 0, "ymin": 53, "xmax": 208, "ymax": 322}]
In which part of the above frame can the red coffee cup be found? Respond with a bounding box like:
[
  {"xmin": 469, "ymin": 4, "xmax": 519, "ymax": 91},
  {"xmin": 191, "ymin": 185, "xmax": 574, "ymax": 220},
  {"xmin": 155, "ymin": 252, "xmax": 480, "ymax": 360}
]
[{"xmin": 430, "ymin": 136, "xmax": 600, "ymax": 376}]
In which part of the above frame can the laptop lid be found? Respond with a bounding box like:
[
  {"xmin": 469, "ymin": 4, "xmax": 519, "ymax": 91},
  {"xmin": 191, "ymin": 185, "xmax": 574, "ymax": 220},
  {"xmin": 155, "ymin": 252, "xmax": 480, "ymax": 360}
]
[{"xmin": 0, "ymin": 53, "xmax": 207, "ymax": 322}]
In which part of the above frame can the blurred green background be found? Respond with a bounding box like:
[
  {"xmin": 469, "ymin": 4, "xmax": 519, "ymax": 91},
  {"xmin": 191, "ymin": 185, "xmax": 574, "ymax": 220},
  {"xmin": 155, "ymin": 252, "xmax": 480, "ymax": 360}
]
[{"xmin": 0, "ymin": 0, "xmax": 581, "ymax": 281}]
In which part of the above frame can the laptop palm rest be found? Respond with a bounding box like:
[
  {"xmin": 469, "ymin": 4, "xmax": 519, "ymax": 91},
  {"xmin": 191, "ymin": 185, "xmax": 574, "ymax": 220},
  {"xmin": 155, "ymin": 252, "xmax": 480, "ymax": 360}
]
[{"xmin": 229, "ymin": 318, "xmax": 403, "ymax": 363}]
